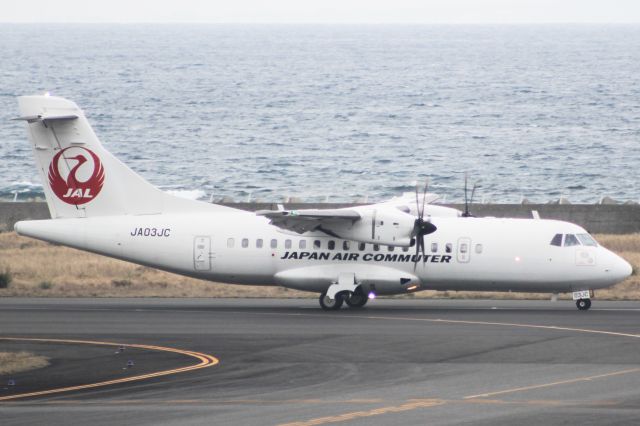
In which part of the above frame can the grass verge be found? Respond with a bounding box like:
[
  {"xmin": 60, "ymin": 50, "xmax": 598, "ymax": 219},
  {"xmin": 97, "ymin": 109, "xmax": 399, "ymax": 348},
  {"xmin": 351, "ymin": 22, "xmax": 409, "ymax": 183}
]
[{"xmin": 0, "ymin": 351, "xmax": 49, "ymax": 375}]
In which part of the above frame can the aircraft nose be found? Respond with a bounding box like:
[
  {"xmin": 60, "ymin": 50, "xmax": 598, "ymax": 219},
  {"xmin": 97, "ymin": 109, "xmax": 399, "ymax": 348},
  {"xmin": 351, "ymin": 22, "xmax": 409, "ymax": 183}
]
[
  {"xmin": 610, "ymin": 254, "xmax": 633, "ymax": 282},
  {"xmin": 619, "ymin": 257, "xmax": 633, "ymax": 279}
]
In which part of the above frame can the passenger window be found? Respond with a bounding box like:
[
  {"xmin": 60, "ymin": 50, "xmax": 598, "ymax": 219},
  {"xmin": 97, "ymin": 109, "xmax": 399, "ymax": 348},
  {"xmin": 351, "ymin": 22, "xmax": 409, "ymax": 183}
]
[
  {"xmin": 227, "ymin": 238, "xmax": 235, "ymax": 248},
  {"xmin": 564, "ymin": 234, "xmax": 580, "ymax": 247},
  {"xmin": 285, "ymin": 239, "xmax": 292, "ymax": 249},
  {"xmin": 475, "ymin": 244, "xmax": 483, "ymax": 254},
  {"xmin": 388, "ymin": 246, "xmax": 395, "ymax": 252},
  {"xmin": 431, "ymin": 242, "xmax": 438, "ymax": 253},
  {"xmin": 343, "ymin": 241, "xmax": 350, "ymax": 250},
  {"xmin": 271, "ymin": 239, "xmax": 278, "ymax": 249},
  {"xmin": 402, "ymin": 246, "xmax": 409, "ymax": 252},
  {"xmin": 577, "ymin": 233, "xmax": 598, "ymax": 247},
  {"xmin": 358, "ymin": 242, "xmax": 366, "ymax": 251},
  {"xmin": 256, "ymin": 239, "xmax": 263, "ymax": 248},
  {"xmin": 550, "ymin": 234, "xmax": 563, "ymax": 247},
  {"xmin": 299, "ymin": 240, "xmax": 306, "ymax": 249},
  {"xmin": 314, "ymin": 240, "xmax": 322, "ymax": 250},
  {"xmin": 373, "ymin": 244, "xmax": 380, "ymax": 252},
  {"xmin": 445, "ymin": 243, "xmax": 452, "ymax": 253},
  {"xmin": 328, "ymin": 240, "xmax": 335, "ymax": 250},
  {"xmin": 241, "ymin": 238, "xmax": 249, "ymax": 248},
  {"xmin": 460, "ymin": 243, "xmax": 468, "ymax": 253}
]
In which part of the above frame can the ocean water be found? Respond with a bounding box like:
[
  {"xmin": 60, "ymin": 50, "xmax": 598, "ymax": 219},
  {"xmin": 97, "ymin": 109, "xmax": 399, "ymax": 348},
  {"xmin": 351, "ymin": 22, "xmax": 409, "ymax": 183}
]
[{"xmin": 0, "ymin": 24, "xmax": 638, "ymax": 203}]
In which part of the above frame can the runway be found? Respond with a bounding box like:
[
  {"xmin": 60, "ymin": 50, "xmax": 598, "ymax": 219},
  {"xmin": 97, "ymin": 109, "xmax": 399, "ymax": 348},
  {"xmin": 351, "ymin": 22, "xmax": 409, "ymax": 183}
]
[{"xmin": 1, "ymin": 298, "xmax": 640, "ymax": 425}]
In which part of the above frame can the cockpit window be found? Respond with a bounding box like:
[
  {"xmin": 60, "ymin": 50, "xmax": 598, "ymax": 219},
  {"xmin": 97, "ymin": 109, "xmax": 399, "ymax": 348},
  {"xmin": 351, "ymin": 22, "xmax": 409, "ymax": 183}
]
[
  {"xmin": 564, "ymin": 234, "xmax": 580, "ymax": 247},
  {"xmin": 550, "ymin": 234, "xmax": 563, "ymax": 246},
  {"xmin": 577, "ymin": 233, "xmax": 598, "ymax": 247}
]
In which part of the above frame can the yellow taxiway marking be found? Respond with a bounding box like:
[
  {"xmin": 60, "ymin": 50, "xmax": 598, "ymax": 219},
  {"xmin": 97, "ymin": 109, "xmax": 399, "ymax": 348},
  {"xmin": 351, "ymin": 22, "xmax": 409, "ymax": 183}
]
[
  {"xmin": 261, "ymin": 311, "xmax": 640, "ymax": 426},
  {"xmin": 279, "ymin": 399, "xmax": 446, "ymax": 426},
  {"xmin": 0, "ymin": 337, "xmax": 219, "ymax": 402},
  {"xmin": 277, "ymin": 367, "xmax": 640, "ymax": 426},
  {"xmin": 464, "ymin": 367, "xmax": 640, "ymax": 399}
]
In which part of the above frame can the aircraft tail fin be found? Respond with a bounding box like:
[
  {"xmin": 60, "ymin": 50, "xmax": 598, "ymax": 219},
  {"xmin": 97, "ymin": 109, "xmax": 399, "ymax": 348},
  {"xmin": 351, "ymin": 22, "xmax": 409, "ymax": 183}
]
[{"xmin": 17, "ymin": 95, "xmax": 226, "ymax": 218}]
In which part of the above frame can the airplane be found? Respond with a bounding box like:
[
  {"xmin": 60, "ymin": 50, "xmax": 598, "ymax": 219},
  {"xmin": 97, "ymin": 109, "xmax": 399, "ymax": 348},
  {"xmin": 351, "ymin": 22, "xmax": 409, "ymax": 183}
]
[{"xmin": 12, "ymin": 95, "xmax": 632, "ymax": 311}]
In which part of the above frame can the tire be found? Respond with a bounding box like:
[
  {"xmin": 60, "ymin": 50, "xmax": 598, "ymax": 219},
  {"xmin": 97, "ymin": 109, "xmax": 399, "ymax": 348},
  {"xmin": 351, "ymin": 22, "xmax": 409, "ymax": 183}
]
[
  {"xmin": 345, "ymin": 287, "xmax": 368, "ymax": 308},
  {"xmin": 576, "ymin": 299, "xmax": 592, "ymax": 311},
  {"xmin": 319, "ymin": 292, "xmax": 344, "ymax": 310}
]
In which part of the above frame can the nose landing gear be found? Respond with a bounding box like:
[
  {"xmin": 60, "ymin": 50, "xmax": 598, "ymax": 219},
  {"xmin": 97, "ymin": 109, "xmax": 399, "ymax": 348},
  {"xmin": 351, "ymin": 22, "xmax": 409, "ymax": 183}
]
[
  {"xmin": 573, "ymin": 290, "xmax": 593, "ymax": 311},
  {"xmin": 576, "ymin": 298, "xmax": 592, "ymax": 311}
]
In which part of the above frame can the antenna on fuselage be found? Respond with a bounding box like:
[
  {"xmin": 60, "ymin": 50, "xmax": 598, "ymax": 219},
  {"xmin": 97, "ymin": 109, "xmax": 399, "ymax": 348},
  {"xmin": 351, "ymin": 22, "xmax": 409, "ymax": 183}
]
[{"xmin": 462, "ymin": 172, "xmax": 481, "ymax": 218}]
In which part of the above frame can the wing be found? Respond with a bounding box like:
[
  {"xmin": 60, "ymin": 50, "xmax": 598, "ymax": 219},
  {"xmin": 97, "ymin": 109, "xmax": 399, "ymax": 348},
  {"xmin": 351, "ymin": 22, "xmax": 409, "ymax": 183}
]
[
  {"xmin": 379, "ymin": 193, "xmax": 462, "ymax": 218},
  {"xmin": 257, "ymin": 209, "xmax": 361, "ymax": 235}
]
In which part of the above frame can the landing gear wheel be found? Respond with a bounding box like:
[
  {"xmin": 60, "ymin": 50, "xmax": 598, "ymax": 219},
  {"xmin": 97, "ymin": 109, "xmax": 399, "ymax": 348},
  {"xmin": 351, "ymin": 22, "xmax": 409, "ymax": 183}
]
[
  {"xmin": 345, "ymin": 288, "xmax": 368, "ymax": 308},
  {"xmin": 576, "ymin": 299, "xmax": 591, "ymax": 311},
  {"xmin": 319, "ymin": 292, "xmax": 344, "ymax": 310}
]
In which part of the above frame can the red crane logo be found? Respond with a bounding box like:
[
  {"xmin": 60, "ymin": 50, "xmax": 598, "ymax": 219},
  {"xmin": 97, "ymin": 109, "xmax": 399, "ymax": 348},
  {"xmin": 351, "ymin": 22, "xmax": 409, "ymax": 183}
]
[{"xmin": 48, "ymin": 147, "xmax": 105, "ymax": 205}]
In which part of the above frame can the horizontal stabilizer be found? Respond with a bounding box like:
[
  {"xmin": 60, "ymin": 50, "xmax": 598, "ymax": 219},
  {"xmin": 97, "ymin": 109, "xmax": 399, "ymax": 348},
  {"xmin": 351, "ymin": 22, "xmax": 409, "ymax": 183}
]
[{"xmin": 13, "ymin": 113, "xmax": 78, "ymax": 124}]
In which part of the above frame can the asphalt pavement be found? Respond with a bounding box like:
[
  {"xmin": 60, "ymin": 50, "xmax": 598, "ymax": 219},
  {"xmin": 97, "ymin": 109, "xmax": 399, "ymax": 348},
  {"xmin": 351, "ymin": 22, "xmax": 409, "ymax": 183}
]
[{"xmin": 1, "ymin": 298, "xmax": 640, "ymax": 425}]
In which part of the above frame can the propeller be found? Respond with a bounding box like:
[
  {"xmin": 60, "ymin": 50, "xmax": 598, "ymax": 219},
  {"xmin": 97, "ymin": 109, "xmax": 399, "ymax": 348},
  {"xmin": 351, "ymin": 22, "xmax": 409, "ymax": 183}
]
[
  {"xmin": 412, "ymin": 179, "xmax": 437, "ymax": 270},
  {"xmin": 462, "ymin": 173, "xmax": 481, "ymax": 218}
]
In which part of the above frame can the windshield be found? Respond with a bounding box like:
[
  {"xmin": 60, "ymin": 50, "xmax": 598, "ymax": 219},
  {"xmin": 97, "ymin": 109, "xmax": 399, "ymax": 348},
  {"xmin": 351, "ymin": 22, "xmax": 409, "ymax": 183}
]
[
  {"xmin": 564, "ymin": 234, "xmax": 581, "ymax": 247},
  {"xmin": 577, "ymin": 233, "xmax": 598, "ymax": 247}
]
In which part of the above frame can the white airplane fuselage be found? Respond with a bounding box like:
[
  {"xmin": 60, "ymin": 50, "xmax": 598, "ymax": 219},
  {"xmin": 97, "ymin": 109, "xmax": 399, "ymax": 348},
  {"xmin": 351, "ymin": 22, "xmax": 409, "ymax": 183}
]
[
  {"xmin": 12, "ymin": 94, "xmax": 633, "ymax": 310},
  {"xmin": 16, "ymin": 210, "xmax": 630, "ymax": 296}
]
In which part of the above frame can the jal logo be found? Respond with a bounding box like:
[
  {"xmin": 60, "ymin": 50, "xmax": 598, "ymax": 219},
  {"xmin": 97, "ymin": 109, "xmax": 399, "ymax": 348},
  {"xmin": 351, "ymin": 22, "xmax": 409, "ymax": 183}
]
[{"xmin": 48, "ymin": 147, "xmax": 105, "ymax": 205}]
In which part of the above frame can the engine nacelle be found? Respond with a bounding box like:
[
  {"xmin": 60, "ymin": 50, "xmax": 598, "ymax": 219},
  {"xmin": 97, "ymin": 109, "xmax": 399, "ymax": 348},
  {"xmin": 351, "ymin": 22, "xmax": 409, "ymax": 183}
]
[{"xmin": 327, "ymin": 206, "xmax": 416, "ymax": 247}]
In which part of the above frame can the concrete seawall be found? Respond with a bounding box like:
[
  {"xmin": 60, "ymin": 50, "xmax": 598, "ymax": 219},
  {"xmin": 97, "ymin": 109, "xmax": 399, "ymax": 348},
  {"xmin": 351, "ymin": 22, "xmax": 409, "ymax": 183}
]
[{"xmin": 1, "ymin": 202, "xmax": 639, "ymax": 234}]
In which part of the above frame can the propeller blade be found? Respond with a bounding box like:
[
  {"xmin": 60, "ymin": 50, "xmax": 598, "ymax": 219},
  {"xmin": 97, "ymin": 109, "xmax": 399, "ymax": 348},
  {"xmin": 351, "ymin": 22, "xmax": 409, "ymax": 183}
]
[
  {"xmin": 371, "ymin": 209, "xmax": 377, "ymax": 240},
  {"xmin": 415, "ymin": 182, "xmax": 420, "ymax": 217},
  {"xmin": 413, "ymin": 235, "xmax": 421, "ymax": 271},
  {"xmin": 420, "ymin": 178, "xmax": 428, "ymax": 221},
  {"xmin": 463, "ymin": 172, "xmax": 469, "ymax": 217}
]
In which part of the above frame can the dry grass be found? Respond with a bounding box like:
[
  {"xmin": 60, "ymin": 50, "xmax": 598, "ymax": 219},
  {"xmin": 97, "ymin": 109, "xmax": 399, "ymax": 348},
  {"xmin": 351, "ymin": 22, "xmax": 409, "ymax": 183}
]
[
  {"xmin": 0, "ymin": 232, "xmax": 638, "ymax": 300},
  {"xmin": 0, "ymin": 232, "xmax": 307, "ymax": 298},
  {"xmin": 0, "ymin": 351, "xmax": 49, "ymax": 375}
]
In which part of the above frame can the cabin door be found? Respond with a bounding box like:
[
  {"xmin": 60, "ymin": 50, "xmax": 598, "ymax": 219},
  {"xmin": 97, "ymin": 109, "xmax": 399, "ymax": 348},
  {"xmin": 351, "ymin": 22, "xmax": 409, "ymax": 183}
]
[{"xmin": 194, "ymin": 236, "xmax": 212, "ymax": 271}]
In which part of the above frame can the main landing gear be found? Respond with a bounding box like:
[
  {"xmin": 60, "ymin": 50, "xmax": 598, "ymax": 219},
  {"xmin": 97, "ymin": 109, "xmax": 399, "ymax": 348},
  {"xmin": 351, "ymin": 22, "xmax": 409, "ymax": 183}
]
[
  {"xmin": 345, "ymin": 287, "xmax": 368, "ymax": 308},
  {"xmin": 319, "ymin": 289, "xmax": 369, "ymax": 310},
  {"xmin": 319, "ymin": 292, "xmax": 344, "ymax": 310},
  {"xmin": 319, "ymin": 272, "xmax": 369, "ymax": 310}
]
